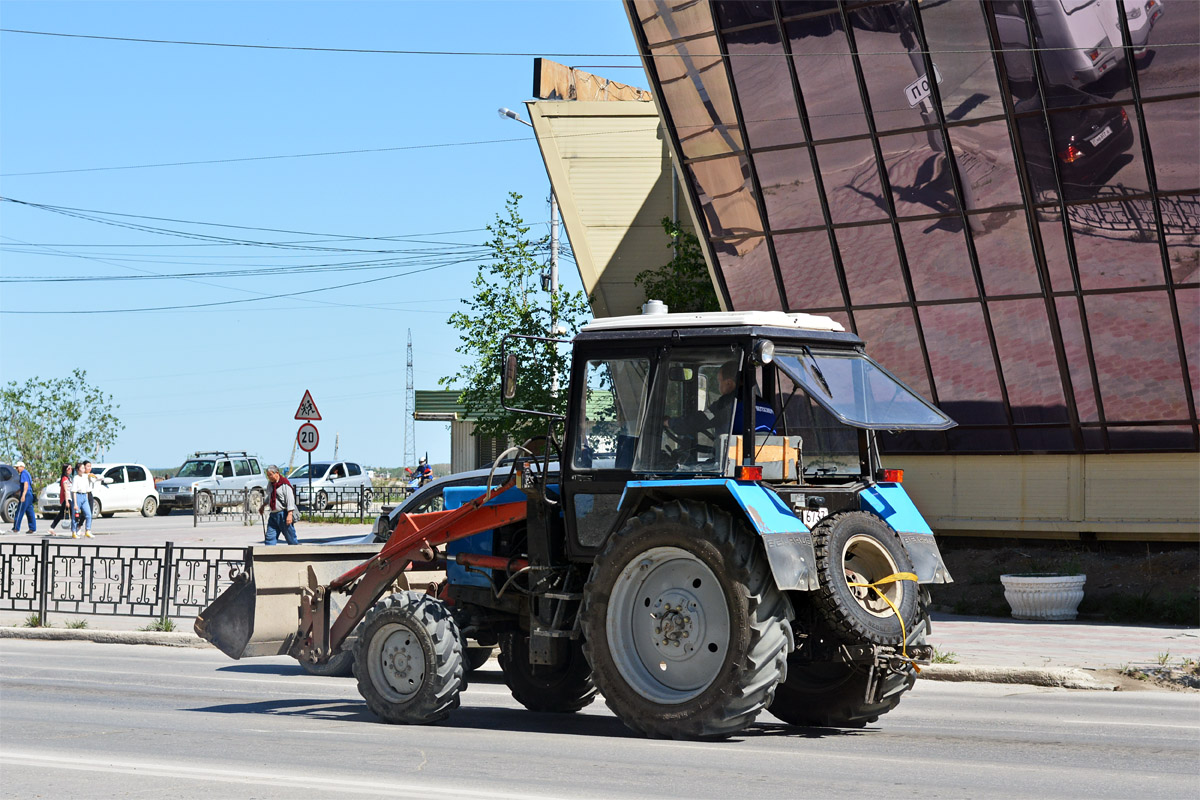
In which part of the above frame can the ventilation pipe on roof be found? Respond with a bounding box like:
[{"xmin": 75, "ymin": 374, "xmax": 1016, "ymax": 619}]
[{"xmin": 642, "ymin": 299, "xmax": 669, "ymax": 315}]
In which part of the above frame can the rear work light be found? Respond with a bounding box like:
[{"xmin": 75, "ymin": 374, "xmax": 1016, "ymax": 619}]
[
  {"xmin": 878, "ymin": 468, "xmax": 904, "ymax": 483},
  {"xmin": 735, "ymin": 465, "xmax": 763, "ymax": 481},
  {"xmin": 1059, "ymin": 143, "xmax": 1084, "ymax": 163}
]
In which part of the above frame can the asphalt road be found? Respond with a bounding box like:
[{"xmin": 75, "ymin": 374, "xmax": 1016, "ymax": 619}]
[{"xmin": 1, "ymin": 640, "xmax": 1197, "ymax": 799}]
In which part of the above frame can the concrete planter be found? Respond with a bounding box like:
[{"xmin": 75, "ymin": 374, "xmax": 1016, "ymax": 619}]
[{"xmin": 1000, "ymin": 573, "xmax": 1087, "ymax": 621}]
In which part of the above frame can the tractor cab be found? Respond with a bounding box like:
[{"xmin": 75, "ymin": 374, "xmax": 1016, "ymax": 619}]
[{"xmin": 558, "ymin": 310, "xmax": 954, "ymax": 561}]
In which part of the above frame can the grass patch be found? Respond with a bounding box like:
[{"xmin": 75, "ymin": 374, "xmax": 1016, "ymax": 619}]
[
  {"xmin": 931, "ymin": 647, "xmax": 959, "ymax": 664},
  {"xmin": 139, "ymin": 618, "xmax": 177, "ymax": 632},
  {"xmin": 65, "ymin": 619, "xmax": 89, "ymax": 629},
  {"xmin": 23, "ymin": 613, "xmax": 47, "ymax": 628}
]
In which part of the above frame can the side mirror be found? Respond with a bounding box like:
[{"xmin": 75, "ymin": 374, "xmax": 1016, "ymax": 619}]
[{"xmin": 503, "ymin": 353, "xmax": 518, "ymax": 400}]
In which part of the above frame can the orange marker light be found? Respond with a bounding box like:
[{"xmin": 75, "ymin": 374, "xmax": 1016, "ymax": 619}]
[
  {"xmin": 880, "ymin": 469, "xmax": 904, "ymax": 483},
  {"xmin": 736, "ymin": 466, "xmax": 763, "ymax": 481}
]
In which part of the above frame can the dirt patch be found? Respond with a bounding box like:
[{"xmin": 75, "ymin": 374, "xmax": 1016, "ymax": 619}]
[
  {"xmin": 930, "ymin": 541, "xmax": 1199, "ymax": 626},
  {"xmin": 1097, "ymin": 665, "xmax": 1200, "ymax": 692}
]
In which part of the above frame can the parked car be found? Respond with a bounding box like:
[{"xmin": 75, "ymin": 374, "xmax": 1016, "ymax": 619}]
[
  {"xmin": 156, "ymin": 451, "xmax": 268, "ymax": 516},
  {"xmin": 289, "ymin": 461, "xmax": 372, "ymax": 510},
  {"xmin": 40, "ymin": 463, "xmax": 159, "ymax": 519},
  {"xmin": 1015, "ymin": 86, "xmax": 1134, "ymax": 199},
  {"xmin": 0, "ymin": 464, "xmax": 24, "ymax": 524}
]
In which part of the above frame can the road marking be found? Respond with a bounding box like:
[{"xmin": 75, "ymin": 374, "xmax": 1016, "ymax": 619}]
[{"xmin": 0, "ymin": 750, "xmax": 607, "ymax": 799}]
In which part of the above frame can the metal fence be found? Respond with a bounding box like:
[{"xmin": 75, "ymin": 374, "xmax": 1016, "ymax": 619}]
[
  {"xmin": 295, "ymin": 485, "xmax": 411, "ymax": 522},
  {"xmin": 192, "ymin": 488, "xmax": 259, "ymax": 527},
  {"xmin": 0, "ymin": 540, "xmax": 246, "ymax": 625}
]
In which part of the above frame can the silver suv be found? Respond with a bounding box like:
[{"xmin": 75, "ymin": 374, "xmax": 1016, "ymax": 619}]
[{"xmin": 156, "ymin": 451, "xmax": 268, "ymax": 515}]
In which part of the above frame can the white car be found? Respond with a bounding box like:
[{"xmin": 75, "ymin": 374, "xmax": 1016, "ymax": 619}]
[
  {"xmin": 289, "ymin": 460, "xmax": 372, "ymax": 510},
  {"xmin": 40, "ymin": 463, "xmax": 159, "ymax": 519}
]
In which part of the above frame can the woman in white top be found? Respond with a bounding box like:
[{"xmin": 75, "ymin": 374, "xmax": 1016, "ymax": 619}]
[{"xmin": 71, "ymin": 462, "xmax": 109, "ymax": 539}]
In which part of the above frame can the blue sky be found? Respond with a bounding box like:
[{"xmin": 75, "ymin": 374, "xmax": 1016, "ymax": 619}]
[{"xmin": 0, "ymin": 1, "xmax": 644, "ymax": 470}]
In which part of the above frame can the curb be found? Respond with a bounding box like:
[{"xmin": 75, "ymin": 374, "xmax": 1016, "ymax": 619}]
[
  {"xmin": 919, "ymin": 663, "xmax": 1118, "ymax": 690},
  {"xmin": 0, "ymin": 626, "xmax": 213, "ymax": 649}
]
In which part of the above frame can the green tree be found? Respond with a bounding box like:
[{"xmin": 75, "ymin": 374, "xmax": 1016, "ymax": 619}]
[
  {"xmin": 0, "ymin": 369, "xmax": 123, "ymax": 489},
  {"xmin": 634, "ymin": 217, "xmax": 720, "ymax": 313},
  {"xmin": 441, "ymin": 193, "xmax": 592, "ymax": 443}
]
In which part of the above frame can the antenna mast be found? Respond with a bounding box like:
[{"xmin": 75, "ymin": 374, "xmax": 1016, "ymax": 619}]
[{"xmin": 403, "ymin": 328, "xmax": 417, "ymax": 471}]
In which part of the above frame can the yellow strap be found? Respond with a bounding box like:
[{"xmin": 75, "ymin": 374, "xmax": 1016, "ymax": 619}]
[{"xmin": 846, "ymin": 571, "xmax": 921, "ymax": 672}]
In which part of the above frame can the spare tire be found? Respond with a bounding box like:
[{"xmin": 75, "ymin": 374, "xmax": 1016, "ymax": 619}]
[{"xmin": 811, "ymin": 512, "xmax": 918, "ymax": 645}]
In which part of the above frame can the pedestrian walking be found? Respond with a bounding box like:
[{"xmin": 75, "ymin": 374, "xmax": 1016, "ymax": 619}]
[
  {"xmin": 260, "ymin": 465, "xmax": 299, "ymax": 546},
  {"xmin": 47, "ymin": 463, "xmax": 76, "ymax": 536},
  {"xmin": 72, "ymin": 461, "xmax": 108, "ymax": 539},
  {"xmin": 9, "ymin": 461, "xmax": 36, "ymax": 534}
]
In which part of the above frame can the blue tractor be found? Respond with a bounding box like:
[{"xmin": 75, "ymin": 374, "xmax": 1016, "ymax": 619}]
[{"xmin": 198, "ymin": 309, "xmax": 955, "ymax": 739}]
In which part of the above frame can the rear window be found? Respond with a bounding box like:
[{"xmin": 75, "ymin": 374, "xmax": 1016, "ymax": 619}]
[
  {"xmin": 348, "ymin": 463, "xmax": 362, "ymax": 477},
  {"xmin": 234, "ymin": 459, "xmax": 253, "ymax": 477},
  {"xmin": 127, "ymin": 465, "xmax": 147, "ymax": 482}
]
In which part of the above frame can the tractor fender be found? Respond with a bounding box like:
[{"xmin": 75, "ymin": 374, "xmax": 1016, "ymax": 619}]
[
  {"xmin": 613, "ymin": 479, "xmax": 820, "ymax": 592},
  {"xmin": 859, "ymin": 484, "xmax": 953, "ymax": 584}
]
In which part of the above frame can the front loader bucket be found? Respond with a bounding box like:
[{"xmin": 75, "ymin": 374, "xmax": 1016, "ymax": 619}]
[{"xmin": 195, "ymin": 544, "xmax": 382, "ymax": 659}]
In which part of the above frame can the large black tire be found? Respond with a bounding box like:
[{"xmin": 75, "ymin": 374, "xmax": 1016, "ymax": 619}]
[
  {"xmin": 769, "ymin": 615, "xmax": 928, "ymax": 728},
  {"xmin": 1, "ymin": 496, "xmax": 16, "ymax": 523},
  {"xmin": 301, "ymin": 649, "xmax": 355, "ymax": 677},
  {"xmin": 194, "ymin": 492, "xmax": 214, "ymax": 517},
  {"xmin": 581, "ymin": 500, "xmax": 792, "ymax": 739},
  {"xmin": 352, "ymin": 592, "xmax": 464, "ymax": 724},
  {"xmin": 155, "ymin": 505, "xmax": 172, "ymax": 516},
  {"xmin": 498, "ymin": 632, "xmax": 597, "ymax": 713},
  {"xmin": 812, "ymin": 512, "xmax": 918, "ymax": 645}
]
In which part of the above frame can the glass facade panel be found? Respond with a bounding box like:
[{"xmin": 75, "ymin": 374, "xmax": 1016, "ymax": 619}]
[
  {"xmin": 1130, "ymin": 0, "xmax": 1199, "ymax": 99},
  {"xmin": 948, "ymin": 121, "xmax": 1024, "ymax": 209},
  {"xmin": 852, "ymin": 2, "xmax": 928, "ymax": 133},
  {"xmin": 853, "ymin": 306, "xmax": 931, "ymax": 397},
  {"xmin": 1085, "ymin": 291, "xmax": 1190, "ymax": 422},
  {"xmin": 1177, "ymin": 287, "xmax": 1199, "ymax": 401},
  {"xmin": 786, "ymin": 13, "xmax": 870, "ymax": 140},
  {"xmin": 918, "ymin": 302, "xmax": 1007, "ymax": 425},
  {"xmin": 880, "ymin": 131, "xmax": 958, "ymax": 218},
  {"xmin": 754, "ymin": 147, "xmax": 822, "ymax": 230},
  {"xmin": 989, "ymin": 299, "xmax": 1069, "ymax": 423},
  {"xmin": 1055, "ymin": 296, "xmax": 1101, "ymax": 422},
  {"xmin": 630, "ymin": 0, "xmax": 1199, "ymax": 455},
  {"xmin": 1069, "ymin": 201, "xmax": 1166, "ymax": 290},
  {"xmin": 652, "ymin": 36, "xmax": 744, "ymax": 160},
  {"xmin": 1141, "ymin": 100, "xmax": 1200, "ymax": 192},
  {"xmin": 686, "ymin": 154, "xmax": 762, "ymax": 237},
  {"xmin": 634, "ymin": 0, "xmax": 719, "ymax": 46},
  {"xmin": 724, "ymin": 24, "xmax": 807, "ymax": 149},
  {"xmin": 972, "ymin": 211, "xmax": 1041, "ymax": 297},
  {"xmin": 837, "ymin": 222, "xmax": 907, "ymax": 305},
  {"xmin": 774, "ymin": 230, "xmax": 843, "ymax": 311},
  {"xmin": 901, "ymin": 220, "xmax": 976, "ymax": 301},
  {"xmin": 1039, "ymin": 214, "xmax": 1076, "ymax": 292},
  {"xmin": 815, "ymin": 139, "xmax": 888, "ymax": 224},
  {"xmin": 921, "ymin": 0, "xmax": 1007, "ymax": 123},
  {"xmin": 712, "ymin": 236, "xmax": 782, "ymax": 311}
]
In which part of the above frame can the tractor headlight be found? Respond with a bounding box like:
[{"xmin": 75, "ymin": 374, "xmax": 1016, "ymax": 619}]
[{"xmin": 752, "ymin": 339, "xmax": 775, "ymax": 365}]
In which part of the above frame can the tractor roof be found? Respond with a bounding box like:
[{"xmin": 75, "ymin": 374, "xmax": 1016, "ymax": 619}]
[{"xmin": 581, "ymin": 310, "xmax": 845, "ymax": 334}]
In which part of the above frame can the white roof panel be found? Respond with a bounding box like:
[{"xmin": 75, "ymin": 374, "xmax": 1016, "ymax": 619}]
[{"xmin": 581, "ymin": 310, "xmax": 845, "ymax": 333}]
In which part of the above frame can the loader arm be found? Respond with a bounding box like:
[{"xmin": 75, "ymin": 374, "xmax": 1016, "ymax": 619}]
[{"xmin": 296, "ymin": 475, "xmax": 527, "ymax": 666}]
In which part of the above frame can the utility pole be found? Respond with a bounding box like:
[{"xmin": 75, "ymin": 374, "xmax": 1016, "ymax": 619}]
[
  {"xmin": 333, "ymin": 433, "xmax": 339, "ymax": 460},
  {"xmin": 549, "ymin": 192, "xmax": 560, "ymax": 396},
  {"xmin": 403, "ymin": 328, "xmax": 417, "ymax": 472}
]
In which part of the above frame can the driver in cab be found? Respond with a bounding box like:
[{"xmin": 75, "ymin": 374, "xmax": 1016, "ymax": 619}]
[{"xmin": 666, "ymin": 360, "xmax": 776, "ymax": 441}]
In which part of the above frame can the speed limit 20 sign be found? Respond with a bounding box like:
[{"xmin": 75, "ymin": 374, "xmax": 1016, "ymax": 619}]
[{"xmin": 297, "ymin": 422, "xmax": 319, "ymax": 453}]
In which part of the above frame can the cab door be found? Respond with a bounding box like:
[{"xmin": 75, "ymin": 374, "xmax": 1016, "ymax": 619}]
[{"xmin": 561, "ymin": 348, "xmax": 654, "ymax": 559}]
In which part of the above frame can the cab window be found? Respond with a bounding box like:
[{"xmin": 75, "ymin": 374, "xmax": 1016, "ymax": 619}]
[
  {"xmin": 234, "ymin": 460, "xmax": 252, "ymax": 477},
  {"xmin": 573, "ymin": 357, "xmax": 650, "ymax": 471}
]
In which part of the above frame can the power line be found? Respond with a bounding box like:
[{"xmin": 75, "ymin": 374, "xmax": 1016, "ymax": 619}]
[{"xmin": 2, "ymin": 26, "xmax": 1194, "ymax": 59}]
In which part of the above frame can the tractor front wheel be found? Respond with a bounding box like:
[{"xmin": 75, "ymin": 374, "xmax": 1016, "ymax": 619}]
[
  {"xmin": 498, "ymin": 632, "xmax": 596, "ymax": 713},
  {"xmin": 581, "ymin": 500, "xmax": 791, "ymax": 739},
  {"xmin": 353, "ymin": 592, "xmax": 464, "ymax": 724}
]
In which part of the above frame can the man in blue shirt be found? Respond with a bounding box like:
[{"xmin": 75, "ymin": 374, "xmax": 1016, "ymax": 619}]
[{"xmin": 10, "ymin": 460, "xmax": 36, "ymax": 534}]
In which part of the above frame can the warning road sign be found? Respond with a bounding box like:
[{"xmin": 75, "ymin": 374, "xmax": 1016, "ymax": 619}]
[
  {"xmin": 297, "ymin": 422, "xmax": 319, "ymax": 453},
  {"xmin": 294, "ymin": 390, "xmax": 322, "ymax": 420}
]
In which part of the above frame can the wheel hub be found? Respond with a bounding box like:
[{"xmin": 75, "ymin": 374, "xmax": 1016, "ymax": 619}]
[
  {"xmin": 650, "ymin": 591, "xmax": 705, "ymax": 658},
  {"xmin": 372, "ymin": 625, "xmax": 425, "ymax": 699}
]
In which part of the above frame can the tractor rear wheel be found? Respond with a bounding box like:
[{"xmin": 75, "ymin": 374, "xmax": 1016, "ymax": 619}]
[
  {"xmin": 581, "ymin": 500, "xmax": 791, "ymax": 739},
  {"xmin": 353, "ymin": 591, "xmax": 463, "ymax": 724},
  {"xmin": 498, "ymin": 632, "xmax": 596, "ymax": 713},
  {"xmin": 811, "ymin": 512, "xmax": 918, "ymax": 646}
]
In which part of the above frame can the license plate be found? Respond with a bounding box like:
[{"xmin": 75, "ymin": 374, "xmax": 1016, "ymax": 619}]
[{"xmin": 1089, "ymin": 126, "xmax": 1112, "ymax": 146}]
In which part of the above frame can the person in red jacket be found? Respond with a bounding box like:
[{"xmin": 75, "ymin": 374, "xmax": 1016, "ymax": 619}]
[{"xmin": 47, "ymin": 463, "xmax": 76, "ymax": 536}]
